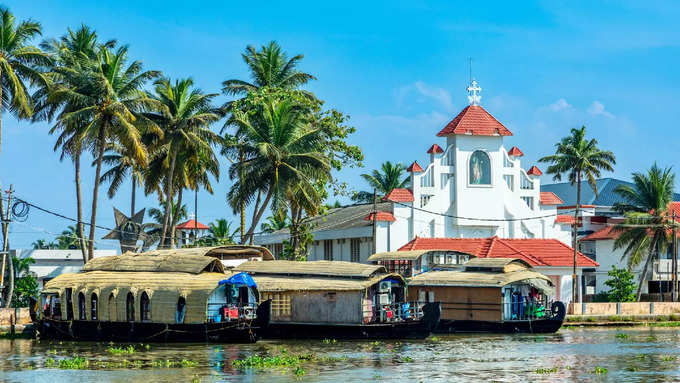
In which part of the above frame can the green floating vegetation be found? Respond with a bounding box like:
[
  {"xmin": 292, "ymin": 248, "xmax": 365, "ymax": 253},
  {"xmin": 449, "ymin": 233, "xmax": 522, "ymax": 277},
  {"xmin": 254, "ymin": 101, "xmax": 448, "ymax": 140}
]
[
  {"xmin": 45, "ymin": 357, "xmax": 88, "ymax": 369},
  {"xmin": 398, "ymin": 356, "xmax": 414, "ymax": 363},
  {"xmin": 107, "ymin": 345, "xmax": 136, "ymax": 355},
  {"xmin": 615, "ymin": 333, "xmax": 629, "ymax": 340},
  {"xmin": 233, "ymin": 353, "xmax": 313, "ymax": 369},
  {"xmin": 429, "ymin": 336, "xmax": 440, "ymax": 342},
  {"xmin": 322, "ymin": 338, "xmax": 337, "ymax": 344},
  {"xmin": 662, "ymin": 355, "xmax": 677, "ymax": 362},
  {"xmin": 535, "ymin": 367, "xmax": 559, "ymax": 374},
  {"xmin": 44, "ymin": 355, "xmax": 199, "ymax": 370},
  {"xmin": 592, "ymin": 366, "xmax": 608, "ymax": 374}
]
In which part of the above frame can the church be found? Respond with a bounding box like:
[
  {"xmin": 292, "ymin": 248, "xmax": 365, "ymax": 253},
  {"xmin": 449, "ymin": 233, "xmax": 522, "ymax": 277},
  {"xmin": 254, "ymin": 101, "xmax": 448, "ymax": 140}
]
[{"xmin": 255, "ymin": 79, "xmax": 597, "ymax": 304}]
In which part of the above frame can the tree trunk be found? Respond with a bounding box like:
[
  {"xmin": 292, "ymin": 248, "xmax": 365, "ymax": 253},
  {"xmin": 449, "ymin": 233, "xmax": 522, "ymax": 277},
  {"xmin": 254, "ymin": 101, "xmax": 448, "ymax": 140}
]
[
  {"xmin": 0, "ymin": 69, "xmax": 3, "ymax": 156},
  {"xmin": 239, "ymin": 148, "xmax": 245, "ymax": 243},
  {"xmin": 247, "ymin": 190, "xmax": 262, "ymax": 245},
  {"xmin": 637, "ymin": 240, "xmax": 657, "ymax": 301},
  {"xmin": 171, "ymin": 188, "xmax": 183, "ymax": 249},
  {"xmin": 88, "ymin": 127, "xmax": 107, "ymax": 260},
  {"xmin": 245, "ymin": 189, "xmax": 274, "ymax": 243},
  {"xmin": 131, "ymin": 174, "xmax": 136, "ymax": 216},
  {"xmin": 160, "ymin": 151, "xmax": 178, "ymax": 249},
  {"xmin": 572, "ymin": 174, "xmax": 581, "ymax": 304},
  {"xmin": 74, "ymin": 153, "xmax": 87, "ymax": 263}
]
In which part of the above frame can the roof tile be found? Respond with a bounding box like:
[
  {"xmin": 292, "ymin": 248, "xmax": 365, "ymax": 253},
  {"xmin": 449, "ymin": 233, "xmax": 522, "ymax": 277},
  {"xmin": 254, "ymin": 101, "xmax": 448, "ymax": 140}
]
[
  {"xmin": 406, "ymin": 161, "xmax": 424, "ymax": 172},
  {"xmin": 384, "ymin": 188, "xmax": 414, "ymax": 203},
  {"xmin": 540, "ymin": 191, "xmax": 564, "ymax": 205},
  {"xmin": 437, "ymin": 105, "xmax": 512, "ymax": 137}
]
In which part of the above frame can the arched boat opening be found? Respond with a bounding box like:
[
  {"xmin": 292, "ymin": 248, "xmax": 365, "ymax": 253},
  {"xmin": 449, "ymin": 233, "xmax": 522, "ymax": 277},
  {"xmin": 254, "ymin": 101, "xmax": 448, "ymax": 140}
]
[
  {"xmin": 65, "ymin": 288, "xmax": 74, "ymax": 320},
  {"xmin": 91, "ymin": 293, "xmax": 98, "ymax": 320},
  {"xmin": 108, "ymin": 293, "xmax": 116, "ymax": 321},
  {"xmin": 126, "ymin": 292, "xmax": 135, "ymax": 322},
  {"xmin": 176, "ymin": 297, "xmax": 186, "ymax": 324},
  {"xmin": 140, "ymin": 292, "xmax": 151, "ymax": 322},
  {"xmin": 78, "ymin": 292, "xmax": 86, "ymax": 320},
  {"xmin": 208, "ymin": 273, "xmax": 258, "ymax": 323}
]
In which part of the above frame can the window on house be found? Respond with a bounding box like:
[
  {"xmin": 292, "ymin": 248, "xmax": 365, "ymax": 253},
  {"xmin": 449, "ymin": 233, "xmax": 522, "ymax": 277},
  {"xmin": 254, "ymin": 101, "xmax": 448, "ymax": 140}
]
[
  {"xmin": 78, "ymin": 292, "xmax": 86, "ymax": 320},
  {"xmin": 503, "ymin": 174, "xmax": 514, "ymax": 190},
  {"xmin": 420, "ymin": 195, "xmax": 433, "ymax": 207},
  {"xmin": 420, "ymin": 168, "xmax": 434, "ymax": 187},
  {"xmin": 90, "ymin": 293, "xmax": 98, "ymax": 320},
  {"xmin": 126, "ymin": 292, "xmax": 135, "ymax": 322},
  {"xmin": 273, "ymin": 243, "xmax": 283, "ymax": 258},
  {"xmin": 140, "ymin": 292, "xmax": 151, "ymax": 322},
  {"xmin": 429, "ymin": 220, "xmax": 435, "ymax": 237},
  {"xmin": 324, "ymin": 240, "xmax": 334, "ymax": 261},
  {"xmin": 445, "ymin": 151, "xmax": 455, "ymax": 166},
  {"xmin": 263, "ymin": 293, "xmax": 291, "ymax": 317},
  {"xmin": 521, "ymin": 196, "xmax": 534, "ymax": 210},
  {"xmin": 176, "ymin": 297, "xmax": 186, "ymax": 324},
  {"xmin": 350, "ymin": 238, "xmax": 361, "ymax": 263}
]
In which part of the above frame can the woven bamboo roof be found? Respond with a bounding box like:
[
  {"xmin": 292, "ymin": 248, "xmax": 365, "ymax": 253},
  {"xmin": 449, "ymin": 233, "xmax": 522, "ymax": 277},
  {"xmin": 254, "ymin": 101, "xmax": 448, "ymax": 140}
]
[
  {"xmin": 463, "ymin": 258, "xmax": 532, "ymax": 272},
  {"xmin": 235, "ymin": 260, "xmax": 386, "ymax": 278},
  {"xmin": 408, "ymin": 269, "xmax": 553, "ymax": 293},
  {"xmin": 124, "ymin": 245, "xmax": 274, "ymax": 260},
  {"xmin": 82, "ymin": 254, "xmax": 224, "ymax": 274},
  {"xmin": 251, "ymin": 272, "xmax": 405, "ymax": 292},
  {"xmin": 367, "ymin": 249, "xmax": 460, "ymax": 262}
]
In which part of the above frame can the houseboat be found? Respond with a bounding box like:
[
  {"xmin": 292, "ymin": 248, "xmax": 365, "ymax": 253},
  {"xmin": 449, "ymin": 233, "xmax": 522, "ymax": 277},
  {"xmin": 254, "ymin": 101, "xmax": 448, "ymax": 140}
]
[
  {"xmin": 234, "ymin": 260, "xmax": 441, "ymax": 339},
  {"xmin": 368, "ymin": 249, "xmax": 470, "ymax": 277},
  {"xmin": 138, "ymin": 244, "xmax": 274, "ymax": 268},
  {"xmin": 34, "ymin": 248, "xmax": 270, "ymax": 342},
  {"xmin": 407, "ymin": 258, "xmax": 566, "ymax": 333}
]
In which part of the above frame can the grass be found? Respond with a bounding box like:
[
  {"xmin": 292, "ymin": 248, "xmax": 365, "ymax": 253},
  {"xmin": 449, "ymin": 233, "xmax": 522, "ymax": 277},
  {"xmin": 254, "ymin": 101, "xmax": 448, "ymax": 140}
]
[
  {"xmin": 535, "ymin": 367, "xmax": 559, "ymax": 374},
  {"xmin": 592, "ymin": 366, "xmax": 608, "ymax": 375}
]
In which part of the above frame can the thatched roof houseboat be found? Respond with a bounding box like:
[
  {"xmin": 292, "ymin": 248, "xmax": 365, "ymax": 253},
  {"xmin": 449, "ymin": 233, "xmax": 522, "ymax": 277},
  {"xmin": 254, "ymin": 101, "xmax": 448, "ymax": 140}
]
[
  {"xmin": 35, "ymin": 248, "xmax": 269, "ymax": 342},
  {"xmin": 234, "ymin": 260, "xmax": 440, "ymax": 339},
  {"xmin": 407, "ymin": 258, "xmax": 565, "ymax": 333}
]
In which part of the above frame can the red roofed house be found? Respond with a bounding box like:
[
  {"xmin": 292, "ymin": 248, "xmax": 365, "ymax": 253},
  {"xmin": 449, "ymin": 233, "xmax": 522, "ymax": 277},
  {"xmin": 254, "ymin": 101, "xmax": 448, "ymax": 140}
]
[{"xmin": 176, "ymin": 218, "xmax": 210, "ymax": 246}]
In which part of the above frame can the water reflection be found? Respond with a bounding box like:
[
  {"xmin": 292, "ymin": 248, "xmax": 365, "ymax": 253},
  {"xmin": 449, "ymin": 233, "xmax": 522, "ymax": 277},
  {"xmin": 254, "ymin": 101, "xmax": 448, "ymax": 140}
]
[{"xmin": 1, "ymin": 328, "xmax": 680, "ymax": 382}]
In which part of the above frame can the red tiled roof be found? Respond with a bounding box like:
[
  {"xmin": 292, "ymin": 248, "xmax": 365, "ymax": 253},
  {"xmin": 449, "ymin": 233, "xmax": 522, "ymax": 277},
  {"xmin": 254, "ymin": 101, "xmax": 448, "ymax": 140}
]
[
  {"xmin": 437, "ymin": 105, "xmax": 513, "ymax": 137},
  {"xmin": 507, "ymin": 146, "xmax": 524, "ymax": 156},
  {"xmin": 406, "ymin": 161, "xmax": 424, "ymax": 172},
  {"xmin": 540, "ymin": 191, "xmax": 564, "ymax": 206},
  {"xmin": 557, "ymin": 205, "xmax": 596, "ymax": 210},
  {"xmin": 669, "ymin": 202, "xmax": 680, "ymax": 221},
  {"xmin": 554, "ymin": 215, "xmax": 576, "ymax": 225},
  {"xmin": 384, "ymin": 188, "xmax": 414, "ymax": 202},
  {"xmin": 176, "ymin": 219, "xmax": 209, "ymax": 230},
  {"xmin": 581, "ymin": 226, "xmax": 619, "ymax": 241},
  {"xmin": 397, "ymin": 236, "xmax": 598, "ymax": 267},
  {"xmin": 364, "ymin": 211, "xmax": 396, "ymax": 222},
  {"xmin": 527, "ymin": 166, "xmax": 543, "ymax": 176},
  {"xmin": 427, "ymin": 144, "xmax": 444, "ymax": 154}
]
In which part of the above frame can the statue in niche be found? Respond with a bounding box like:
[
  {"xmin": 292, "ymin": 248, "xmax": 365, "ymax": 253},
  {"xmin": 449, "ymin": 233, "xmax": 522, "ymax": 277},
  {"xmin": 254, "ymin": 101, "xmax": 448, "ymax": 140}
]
[{"xmin": 469, "ymin": 150, "xmax": 491, "ymax": 185}]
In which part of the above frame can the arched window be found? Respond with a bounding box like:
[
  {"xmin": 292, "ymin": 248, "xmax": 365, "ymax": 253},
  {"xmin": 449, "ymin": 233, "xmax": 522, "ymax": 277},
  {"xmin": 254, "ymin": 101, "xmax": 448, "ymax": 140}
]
[
  {"xmin": 126, "ymin": 292, "xmax": 135, "ymax": 322},
  {"xmin": 140, "ymin": 292, "xmax": 151, "ymax": 322},
  {"xmin": 90, "ymin": 293, "xmax": 98, "ymax": 320},
  {"xmin": 176, "ymin": 297, "xmax": 186, "ymax": 324},
  {"xmin": 108, "ymin": 293, "xmax": 116, "ymax": 321},
  {"xmin": 469, "ymin": 150, "xmax": 491, "ymax": 185},
  {"xmin": 78, "ymin": 292, "xmax": 86, "ymax": 320}
]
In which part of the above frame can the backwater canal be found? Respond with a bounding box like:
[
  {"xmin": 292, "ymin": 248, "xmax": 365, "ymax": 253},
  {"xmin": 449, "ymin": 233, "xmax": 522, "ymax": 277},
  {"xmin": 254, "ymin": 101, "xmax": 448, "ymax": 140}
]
[{"xmin": 2, "ymin": 327, "xmax": 680, "ymax": 382}]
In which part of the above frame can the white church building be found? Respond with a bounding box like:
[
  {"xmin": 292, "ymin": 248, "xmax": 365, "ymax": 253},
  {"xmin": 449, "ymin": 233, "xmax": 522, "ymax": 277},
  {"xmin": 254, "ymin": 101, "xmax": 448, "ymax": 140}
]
[{"xmin": 255, "ymin": 80, "xmax": 598, "ymax": 304}]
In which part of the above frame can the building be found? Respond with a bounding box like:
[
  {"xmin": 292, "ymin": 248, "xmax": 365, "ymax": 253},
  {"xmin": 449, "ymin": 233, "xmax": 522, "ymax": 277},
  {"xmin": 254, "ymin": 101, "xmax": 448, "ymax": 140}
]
[
  {"xmin": 176, "ymin": 219, "xmax": 210, "ymax": 246},
  {"xmin": 256, "ymin": 79, "xmax": 572, "ymax": 260},
  {"xmin": 11, "ymin": 249, "xmax": 117, "ymax": 290}
]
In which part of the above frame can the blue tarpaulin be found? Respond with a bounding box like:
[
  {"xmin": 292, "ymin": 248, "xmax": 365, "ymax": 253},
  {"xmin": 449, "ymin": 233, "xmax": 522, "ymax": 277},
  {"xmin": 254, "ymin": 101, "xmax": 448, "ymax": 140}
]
[
  {"xmin": 219, "ymin": 272, "xmax": 257, "ymax": 288},
  {"xmin": 381, "ymin": 278, "xmax": 402, "ymax": 285}
]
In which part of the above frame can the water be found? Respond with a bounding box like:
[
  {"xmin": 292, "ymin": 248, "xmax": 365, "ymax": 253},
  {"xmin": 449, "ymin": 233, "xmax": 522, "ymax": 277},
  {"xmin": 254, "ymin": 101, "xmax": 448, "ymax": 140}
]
[{"xmin": 2, "ymin": 327, "xmax": 680, "ymax": 382}]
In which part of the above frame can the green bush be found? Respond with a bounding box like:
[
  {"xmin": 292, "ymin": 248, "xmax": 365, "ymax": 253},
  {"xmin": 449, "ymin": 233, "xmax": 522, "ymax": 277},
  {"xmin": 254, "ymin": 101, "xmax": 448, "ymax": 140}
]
[{"xmin": 604, "ymin": 266, "xmax": 636, "ymax": 302}]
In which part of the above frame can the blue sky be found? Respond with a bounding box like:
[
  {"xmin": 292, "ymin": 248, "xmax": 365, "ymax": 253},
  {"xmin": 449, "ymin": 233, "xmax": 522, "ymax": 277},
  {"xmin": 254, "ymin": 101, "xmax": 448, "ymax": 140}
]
[{"xmin": 2, "ymin": 1, "xmax": 680, "ymax": 249}]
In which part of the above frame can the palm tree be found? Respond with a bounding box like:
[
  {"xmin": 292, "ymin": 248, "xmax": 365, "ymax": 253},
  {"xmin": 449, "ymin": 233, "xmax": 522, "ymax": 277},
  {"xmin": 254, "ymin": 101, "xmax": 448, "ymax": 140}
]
[
  {"xmin": 539, "ymin": 126, "xmax": 616, "ymax": 303},
  {"xmin": 144, "ymin": 201, "xmax": 188, "ymax": 248},
  {"xmin": 229, "ymin": 96, "xmax": 330, "ymax": 243},
  {"xmin": 0, "ymin": 7, "xmax": 50, "ymax": 154},
  {"xmin": 31, "ymin": 239, "xmax": 56, "ymax": 249},
  {"xmin": 261, "ymin": 209, "xmax": 290, "ymax": 233},
  {"xmin": 205, "ymin": 219, "xmax": 239, "ymax": 245},
  {"xmin": 35, "ymin": 25, "xmax": 102, "ymax": 262},
  {"xmin": 613, "ymin": 164, "xmax": 675, "ymax": 300},
  {"xmin": 144, "ymin": 77, "xmax": 221, "ymax": 248},
  {"xmin": 222, "ymin": 41, "xmax": 316, "ymax": 241},
  {"xmin": 51, "ymin": 43, "xmax": 160, "ymax": 259},
  {"xmin": 354, "ymin": 161, "xmax": 409, "ymax": 202},
  {"xmin": 55, "ymin": 225, "xmax": 82, "ymax": 249}
]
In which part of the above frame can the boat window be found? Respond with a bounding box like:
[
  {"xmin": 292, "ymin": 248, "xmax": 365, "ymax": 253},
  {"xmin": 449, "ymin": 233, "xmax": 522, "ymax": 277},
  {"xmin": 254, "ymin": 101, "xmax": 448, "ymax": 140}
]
[
  {"xmin": 78, "ymin": 292, "xmax": 86, "ymax": 320},
  {"xmin": 65, "ymin": 288, "xmax": 73, "ymax": 320},
  {"xmin": 176, "ymin": 297, "xmax": 186, "ymax": 324},
  {"xmin": 90, "ymin": 293, "xmax": 98, "ymax": 320},
  {"xmin": 126, "ymin": 292, "xmax": 135, "ymax": 322},
  {"xmin": 108, "ymin": 293, "xmax": 116, "ymax": 321},
  {"xmin": 427, "ymin": 291, "xmax": 435, "ymax": 302},
  {"xmin": 140, "ymin": 292, "xmax": 151, "ymax": 322}
]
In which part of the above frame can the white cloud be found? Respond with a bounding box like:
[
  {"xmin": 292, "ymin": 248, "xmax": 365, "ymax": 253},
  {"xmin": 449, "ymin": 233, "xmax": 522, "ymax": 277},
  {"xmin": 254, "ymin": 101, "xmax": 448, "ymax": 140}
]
[
  {"xmin": 396, "ymin": 81, "xmax": 455, "ymax": 113},
  {"xmin": 548, "ymin": 98, "xmax": 572, "ymax": 111},
  {"xmin": 587, "ymin": 101, "xmax": 615, "ymax": 118}
]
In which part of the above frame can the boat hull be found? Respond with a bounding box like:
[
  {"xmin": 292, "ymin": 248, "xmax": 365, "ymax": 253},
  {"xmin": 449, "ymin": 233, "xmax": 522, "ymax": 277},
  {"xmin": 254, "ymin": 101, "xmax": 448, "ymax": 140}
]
[
  {"xmin": 36, "ymin": 319, "xmax": 260, "ymax": 343},
  {"xmin": 434, "ymin": 318, "xmax": 563, "ymax": 334}
]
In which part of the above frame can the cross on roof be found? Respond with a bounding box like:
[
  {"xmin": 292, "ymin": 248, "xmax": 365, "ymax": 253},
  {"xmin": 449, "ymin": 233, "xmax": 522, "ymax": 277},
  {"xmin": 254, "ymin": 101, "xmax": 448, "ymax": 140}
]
[{"xmin": 467, "ymin": 79, "xmax": 482, "ymax": 106}]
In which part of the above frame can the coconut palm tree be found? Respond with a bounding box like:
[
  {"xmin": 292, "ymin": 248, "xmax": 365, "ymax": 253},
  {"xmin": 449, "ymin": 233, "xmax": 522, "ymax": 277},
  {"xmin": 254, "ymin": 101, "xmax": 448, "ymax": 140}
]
[
  {"xmin": 0, "ymin": 7, "xmax": 50, "ymax": 154},
  {"xmin": 539, "ymin": 126, "xmax": 615, "ymax": 303},
  {"xmin": 144, "ymin": 201, "xmax": 188, "ymax": 248},
  {"xmin": 229, "ymin": 96, "xmax": 330, "ymax": 243},
  {"xmin": 31, "ymin": 239, "xmax": 56, "ymax": 249},
  {"xmin": 55, "ymin": 225, "xmax": 82, "ymax": 249},
  {"xmin": 144, "ymin": 77, "xmax": 221, "ymax": 248},
  {"xmin": 51, "ymin": 43, "xmax": 160, "ymax": 259},
  {"xmin": 222, "ymin": 41, "xmax": 316, "ymax": 241},
  {"xmin": 261, "ymin": 209, "xmax": 290, "ymax": 233},
  {"xmin": 205, "ymin": 219, "xmax": 239, "ymax": 245},
  {"xmin": 613, "ymin": 164, "xmax": 675, "ymax": 300},
  {"xmin": 354, "ymin": 161, "xmax": 409, "ymax": 202},
  {"xmin": 35, "ymin": 24, "xmax": 102, "ymax": 262}
]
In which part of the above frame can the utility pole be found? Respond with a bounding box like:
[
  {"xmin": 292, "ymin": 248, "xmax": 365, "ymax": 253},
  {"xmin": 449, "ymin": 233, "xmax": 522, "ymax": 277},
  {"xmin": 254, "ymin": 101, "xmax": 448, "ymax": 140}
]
[
  {"xmin": 0, "ymin": 184, "xmax": 14, "ymax": 307},
  {"xmin": 371, "ymin": 189, "xmax": 377, "ymax": 255},
  {"xmin": 673, "ymin": 210, "xmax": 677, "ymax": 301}
]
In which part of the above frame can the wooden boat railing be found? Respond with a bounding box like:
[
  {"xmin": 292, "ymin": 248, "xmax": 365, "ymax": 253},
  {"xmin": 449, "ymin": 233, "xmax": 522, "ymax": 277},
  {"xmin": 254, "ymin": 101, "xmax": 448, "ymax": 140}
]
[
  {"xmin": 206, "ymin": 302, "xmax": 258, "ymax": 323},
  {"xmin": 502, "ymin": 299, "xmax": 558, "ymax": 321},
  {"xmin": 363, "ymin": 301, "xmax": 427, "ymax": 324}
]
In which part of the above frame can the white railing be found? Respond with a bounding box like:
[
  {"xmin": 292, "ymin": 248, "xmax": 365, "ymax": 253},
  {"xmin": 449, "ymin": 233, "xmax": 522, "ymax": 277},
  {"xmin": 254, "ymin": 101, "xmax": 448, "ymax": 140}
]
[
  {"xmin": 420, "ymin": 167, "xmax": 434, "ymax": 187},
  {"xmin": 520, "ymin": 170, "xmax": 534, "ymax": 190},
  {"xmin": 503, "ymin": 152, "xmax": 514, "ymax": 168}
]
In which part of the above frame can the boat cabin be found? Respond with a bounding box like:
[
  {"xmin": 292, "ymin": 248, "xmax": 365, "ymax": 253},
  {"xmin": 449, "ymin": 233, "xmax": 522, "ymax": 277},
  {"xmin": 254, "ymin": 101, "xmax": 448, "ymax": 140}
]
[
  {"xmin": 234, "ymin": 260, "xmax": 419, "ymax": 326},
  {"xmin": 407, "ymin": 258, "xmax": 556, "ymax": 325},
  {"xmin": 367, "ymin": 250, "xmax": 471, "ymax": 277}
]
